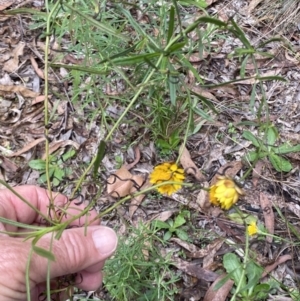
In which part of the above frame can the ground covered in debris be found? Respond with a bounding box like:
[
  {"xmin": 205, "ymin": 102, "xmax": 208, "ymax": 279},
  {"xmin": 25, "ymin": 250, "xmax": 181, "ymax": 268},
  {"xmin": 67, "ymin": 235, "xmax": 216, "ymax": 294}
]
[{"xmin": 1, "ymin": 0, "xmax": 300, "ymax": 300}]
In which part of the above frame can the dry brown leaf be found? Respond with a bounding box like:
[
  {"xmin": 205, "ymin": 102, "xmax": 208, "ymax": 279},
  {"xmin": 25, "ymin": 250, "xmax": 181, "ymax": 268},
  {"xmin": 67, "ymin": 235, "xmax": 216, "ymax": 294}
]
[
  {"xmin": 191, "ymin": 86, "xmax": 218, "ymax": 102},
  {"xmin": 149, "ymin": 210, "xmax": 177, "ymax": 223},
  {"xmin": 6, "ymin": 137, "xmax": 45, "ymax": 157},
  {"xmin": 252, "ymin": 160, "xmax": 264, "ymax": 188},
  {"xmin": 247, "ymin": 0, "xmax": 263, "ymax": 13},
  {"xmin": 172, "ymin": 257, "xmax": 218, "ymax": 282},
  {"xmin": 203, "ymin": 239, "xmax": 224, "ymax": 269},
  {"xmin": 195, "ymin": 181, "xmax": 210, "ymax": 211},
  {"xmin": 260, "ymin": 192, "xmax": 274, "ymax": 247},
  {"xmin": 210, "ymin": 161, "xmax": 243, "ymax": 185},
  {"xmin": 0, "ymin": 155, "xmax": 18, "ymax": 172},
  {"xmin": 179, "ymin": 144, "xmax": 206, "ymax": 181},
  {"xmin": 262, "ymin": 254, "xmax": 292, "ymax": 278},
  {"xmin": 0, "ymin": 84, "xmax": 39, "ymax": 98},
  {"xmin": 3, "ymin": 42, "xmax": 25, "ymax": 73},
  {"xmin": 42, "ymin": 140, "xmax": 80, "ymax": 160},
  {"xmin": 30, "ymin": 56, "xmax": 45, "ymax": 79},
  {"xmin": 129, "ymin": 175, "xmax": 148, "ymax": 218},
  {"xmin": 0, "ymin": 0, "xmax": 16, "ymax": 11},
  {"xmin": 203, "ymin": 274, "xmax": 234, "ymax": 301},
  {"xmin": 107, "ymin": 166, "xmax": 134, "ymax": 198}
]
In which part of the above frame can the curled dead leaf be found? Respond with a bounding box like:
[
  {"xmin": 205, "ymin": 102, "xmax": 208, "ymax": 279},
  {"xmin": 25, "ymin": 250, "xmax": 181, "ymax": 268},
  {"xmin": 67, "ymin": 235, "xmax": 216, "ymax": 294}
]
[{"xmin": 179, "ymin": 144, "xmax": 206, "ymax": 181}]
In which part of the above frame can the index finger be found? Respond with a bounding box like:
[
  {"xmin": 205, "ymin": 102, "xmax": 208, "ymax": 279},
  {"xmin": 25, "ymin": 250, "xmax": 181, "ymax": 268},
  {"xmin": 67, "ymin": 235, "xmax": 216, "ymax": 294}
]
[{"xmin": 0, "ymin": 185, "xmax": 99, "ymax": 232}]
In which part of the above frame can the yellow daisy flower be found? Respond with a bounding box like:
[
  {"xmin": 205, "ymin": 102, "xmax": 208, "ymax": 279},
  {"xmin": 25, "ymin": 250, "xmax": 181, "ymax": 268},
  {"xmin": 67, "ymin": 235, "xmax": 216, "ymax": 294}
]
[
  {"xmin": 149, "ymin": 162, "xmax": 185, "ymax": 195},
  {"xmin": 209, "ymin": 176, "xmax": 243, "ymax": 210},
  {"xmin": 247, "ymin": 221, "xmax": 258, "ymax": 236}
]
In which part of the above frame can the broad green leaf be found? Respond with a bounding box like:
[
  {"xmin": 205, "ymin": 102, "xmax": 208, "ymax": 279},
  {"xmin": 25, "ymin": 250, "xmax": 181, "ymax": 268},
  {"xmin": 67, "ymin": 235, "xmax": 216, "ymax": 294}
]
[
  {"xmin": 93, "ymin": 140, "xmax": 106, "ymax": 179},
  {"xmin": 242, "ymin": 131, "xmax": 260, "ymax": 147},
  {"xmin": 32, "ymin": 245, "xmax": 55, "ymax": 261},
  {"xmin": 152, "ymin": 220, "xmax": 170, "ymax": 230},
  {"xmin": 223, "ymin": 253, "xmax": 246, "ymax": 288},
  {"xmin": 241, "ymin": 261, "xmax": 263, "ymax": 292},
  {"xmin": 269, "ymin": 153, "xmax": 292, "ymax": 172},
  {"xmin": 174, "ymin": 215, "xmax": 186, "ymax": 228},
  {"xmin": 266, "ymin": 126, "xmax": 278, "ymax": 146},
  {"xmin": 175, "ymin": 229, "xmax": 189, "ymax": 241},
  {"xmin": 28, "ymin": 160, "xmax": 46, "ymax": 171},
  {"xmin": 252, "ymin": 283, "xmax": 270, "ymax": 299},
  {"xmin": 273, "ymin": 143, "xmax": 300, "ymax": 154},
  {"xmin": 163, "ymin": 230, "xmax": 172, "ymax": 241},
  {"xmin": 53, "ymin": 168, "xmax": 64, "ymax": 181},
  {"xmin": 62, "ymin": 149, "xmax": 76, "ymax": 161}
]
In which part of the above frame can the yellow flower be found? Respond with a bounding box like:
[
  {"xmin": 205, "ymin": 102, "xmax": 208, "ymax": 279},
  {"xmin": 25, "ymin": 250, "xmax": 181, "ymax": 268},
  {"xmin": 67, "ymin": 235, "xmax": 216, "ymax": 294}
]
[
  {"xmin": 247, "ymin": 221, "xmax": 258, "ymax": 236},
  {"xmin": 209, "ymin": 176, "xmax": 243, "ymax": 210},
  {"xmin": 149, "ymin": 162, "xmax": 185, "ymax": 195}
]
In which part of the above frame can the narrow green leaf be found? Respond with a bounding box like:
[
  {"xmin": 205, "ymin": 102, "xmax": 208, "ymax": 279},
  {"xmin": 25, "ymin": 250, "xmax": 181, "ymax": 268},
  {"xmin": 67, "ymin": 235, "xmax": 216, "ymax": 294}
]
[
  {"xmin": 249, "ymin": 83, "xmax": 256, "ymax": 114},
  {"xmin": 167, "ymin": 6, "xmax": 175, "ymax": 43},
  {"xmin": 64, "ymin": 3, "xmax": 128, "ymax": 41},
  {"xmin": 93, "ymin": 140, "xmax": 106, "ymax": 179},
  {"xmin": 269, "ymin": 153, "xmax": 292, "ymax": 172},
  {"xmin": 169, "ymin": 79, "xmax": 177, "ymax": 105},
  {"xmin": 256, "ymin": 75, "xmax": 287, "ymax": 82},
  {"xmin": 32, "ymin": 245, "xmax": 55, "ymax": 261},
  {"xmin": 228, "ymin": 19, "xmax": 251, "ymax": 48},
  {"xmin": 166, "ymin": 41, "xmax": 186, "ymax": 54}
]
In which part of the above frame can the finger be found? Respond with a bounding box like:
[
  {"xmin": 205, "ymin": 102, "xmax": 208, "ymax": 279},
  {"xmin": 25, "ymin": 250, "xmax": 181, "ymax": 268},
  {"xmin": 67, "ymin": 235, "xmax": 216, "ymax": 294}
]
[{"xmin": 0, "ymin": 186, "xmax": 98, "ymax": 232}]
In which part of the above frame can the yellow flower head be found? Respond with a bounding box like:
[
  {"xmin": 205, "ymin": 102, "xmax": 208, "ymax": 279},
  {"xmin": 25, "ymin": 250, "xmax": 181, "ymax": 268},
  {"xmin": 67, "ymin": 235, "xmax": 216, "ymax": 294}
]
[
  {"xmin": 247, "ymin": 221, "xmax": 258, "ymax": 236},
  {"xmin": 149, "ymin": 162, "xmax": 185, "ymax": 195},
  {"xmin": 209, "ymin": 176, "xmax": 243, "ymax": 210}
]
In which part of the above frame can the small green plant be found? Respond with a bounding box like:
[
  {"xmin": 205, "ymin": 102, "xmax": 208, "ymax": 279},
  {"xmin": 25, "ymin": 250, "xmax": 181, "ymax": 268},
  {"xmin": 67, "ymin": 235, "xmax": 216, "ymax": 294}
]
[
  {"xmin": 221, "ymin": 253, "xmax": 271, "ymax": 300},
  {"xmin": 104, "ymin": 224, "xmax": 179, "ymax": 301},
  {"xmin": 28, "ymin": 149, "xmax": 76, "ymax": 186},
  {"xmin": 243, "ymin": 124, "xmax": 300, "ymax": 172},
  {"xmin": 152, "ymin": 210, "xmax": 190, "ymax": 241}
]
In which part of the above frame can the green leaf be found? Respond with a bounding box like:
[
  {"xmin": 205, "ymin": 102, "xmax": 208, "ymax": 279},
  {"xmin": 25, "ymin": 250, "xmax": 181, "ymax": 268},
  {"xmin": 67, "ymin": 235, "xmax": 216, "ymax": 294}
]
[
  {"xmin": 242, "ymin": 131, "xmax": 260, "ymax": 147},
  {"xmin": 273, "ymin": 143, "xmax": 300, "ymax": 154},
  {"xmin": 167, "ymin": 6, "xmax": 175, "ymax": 43},
  {"xmin": 174, "ymin": 215, "xmax": 186, "ymax": 228},
  {"xmin": 223, "ymin": 253, "xmax": 246, "ymax": 288},
  {"xmin": 269, "ymin": 154, "xmax": 292, "ymax": 172},
  {"xmin": 28, "ymin": 159, "xmax": 46, "ymax": 171},
  {"xmin": 152, "ymin": 220, "xmax": 170, "ymax": 230},
  {"xmin": 175, "ymin": 229, "xmax": 189, "ymax": 241},
  {"xmin": 32, "ymin": 245, "xmax": 55, "ymax": 261},
  {"xmin": 93, "ymin": 140, "xmax": 106, "ymax": 179},
  {"xmin": 62, "ymin": 149, "xmax": 76, "ymax": 161},
  {"xmin": 252, "ymin": 283, "xmax": 270, "ymax": 299},
  {"xmin": 169, "ymin": 78, "xmax": 177, "ymax": 105},
  {"xmin": 266, "ymin": 126, "xmax": 278, "ymax": 146},
  {"xmin": 163, "ymin": 231, "xmax": 172, "ymax": 241},
  {"xmin": 241, "ymin": 261, "xmax": 263, "ymax": 292},
  {"xmin": 53, "ymin": 168, "xmax": 64, "ymax": 181}
]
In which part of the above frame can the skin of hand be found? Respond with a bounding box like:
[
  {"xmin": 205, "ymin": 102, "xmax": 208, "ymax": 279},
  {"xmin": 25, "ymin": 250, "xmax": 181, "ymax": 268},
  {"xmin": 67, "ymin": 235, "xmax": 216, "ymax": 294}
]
[{"xmin": 0, "ymin": 185, "xmax": 118, "ymax": 301}]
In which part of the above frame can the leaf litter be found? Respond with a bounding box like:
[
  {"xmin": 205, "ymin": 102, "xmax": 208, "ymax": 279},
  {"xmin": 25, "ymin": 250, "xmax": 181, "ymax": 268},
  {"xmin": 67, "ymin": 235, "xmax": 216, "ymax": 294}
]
[{"xmin": 1, "ymin": 0, "xmax": 300, "ymax": 300}]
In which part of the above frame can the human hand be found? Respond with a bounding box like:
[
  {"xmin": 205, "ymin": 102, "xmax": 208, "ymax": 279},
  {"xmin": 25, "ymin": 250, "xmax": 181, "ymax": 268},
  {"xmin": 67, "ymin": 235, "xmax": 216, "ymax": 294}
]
[{"xmin": 0, "ymin": 185, "xmax": 117, "ymax": 301}]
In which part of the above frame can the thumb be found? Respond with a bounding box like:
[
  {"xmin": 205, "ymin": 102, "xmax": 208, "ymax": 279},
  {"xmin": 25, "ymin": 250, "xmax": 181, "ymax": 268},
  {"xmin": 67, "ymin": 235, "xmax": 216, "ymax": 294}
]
[{"xmin": 31, "ymin": 226, "xmax": 118, "ymax": 282}]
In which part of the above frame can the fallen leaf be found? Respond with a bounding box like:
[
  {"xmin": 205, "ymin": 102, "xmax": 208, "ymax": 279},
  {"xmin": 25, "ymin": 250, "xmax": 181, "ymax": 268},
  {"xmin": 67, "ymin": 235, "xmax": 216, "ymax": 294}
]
[
  {"xmin": 210, "ymin": 161, "xmax": 243, "ymax": 185},
  {"xmin": 30, "ymin": 56, "xmax": 45, "ymax": 79},
  {"xmin": 42, "ymin": 140, "xmax": 80, "ymax": 160},
  {"xmin": 3, "ymin": 42, "xmax": 25, "ymax": 73},
  {"xmin": 107, "ymin": 166, "xmax": 134, "ymax": 198},
  {"xmin": 0, "ymin": 0, "xmax": 16, "ymax": 11},
  {"xmin": 129, "ymin": 175, "xmax": 148, "ymax": 218},
  {"xmin": 203, "ymin": 274, "xmax": 234, "ymax": 301},
  {"xmin": 262, "ymin": 254, "xmax": 292, "ymax": 278},
  {"xmin": 172, "ymin": 257, "xmax": 218, "ymax": 282},
  {"xmin": 203, "ymin": 239, "xmax": 224, "ymax": 269},
  {"xmin": 0, "ymin": 84, "xmax": 39, "ymax": 98},
  {"xmin": 149, "ymin": 210, "xmax": 177, "ymax": 223},
  {"xmin": 252, "ymin": 160, "xmax": 264, "ymax": 188},
  {"xmin": 6, "ymin": 137, "xmax": 45, "ymax": 157},
  {"xmin": 260, "ymin": 192, "xmax": 274, "ymax": 249},
  {"xmin": 179, "ymin": 144, "xmax": 206, "ymax": 181}
]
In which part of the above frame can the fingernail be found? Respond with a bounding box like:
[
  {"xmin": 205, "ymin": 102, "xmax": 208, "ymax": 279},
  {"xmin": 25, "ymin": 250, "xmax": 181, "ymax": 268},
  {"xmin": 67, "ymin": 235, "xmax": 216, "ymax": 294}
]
[{"xmin": 92, "ymin": 227, "xmax": 118, "ymax": 255}]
